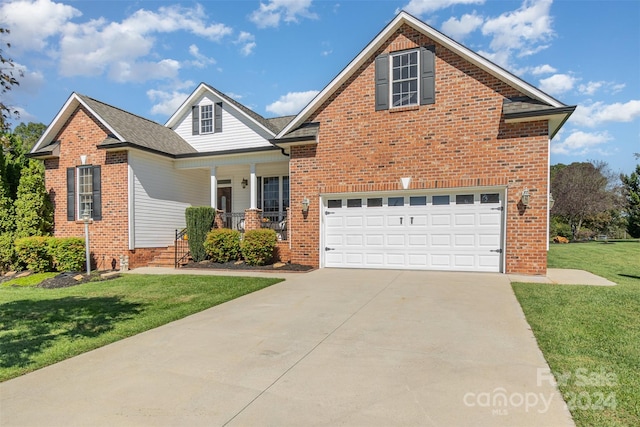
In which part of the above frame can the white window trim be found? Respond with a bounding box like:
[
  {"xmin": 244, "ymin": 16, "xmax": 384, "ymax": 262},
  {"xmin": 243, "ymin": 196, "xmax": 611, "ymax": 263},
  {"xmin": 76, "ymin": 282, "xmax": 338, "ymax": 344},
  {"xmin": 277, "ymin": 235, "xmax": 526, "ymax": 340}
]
[
  {"xmin": 390, "ymin": 48, "xmax": 420, "ymax": 108},
  {"xmin": 76, "ymin": 165, "xmax": 93, "ymax": 220},
  {"xmin": 260, "ymin": 175, "xmax": 290, "ymax": 214},
  {"xmin": 200, "ymin": 104, "xmax": 213, "ymax": 134}
]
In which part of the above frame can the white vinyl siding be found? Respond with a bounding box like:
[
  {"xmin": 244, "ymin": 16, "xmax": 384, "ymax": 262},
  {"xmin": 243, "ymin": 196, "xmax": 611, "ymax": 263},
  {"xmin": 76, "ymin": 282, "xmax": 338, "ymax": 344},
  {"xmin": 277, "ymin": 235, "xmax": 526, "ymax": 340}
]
[
  {"xmin": 129, "ymin": 151, "xmax": 209, "ymax": 248},
  {"xmin": 174, "ymin": 94, "xmax": 274, "ymax": 153}
]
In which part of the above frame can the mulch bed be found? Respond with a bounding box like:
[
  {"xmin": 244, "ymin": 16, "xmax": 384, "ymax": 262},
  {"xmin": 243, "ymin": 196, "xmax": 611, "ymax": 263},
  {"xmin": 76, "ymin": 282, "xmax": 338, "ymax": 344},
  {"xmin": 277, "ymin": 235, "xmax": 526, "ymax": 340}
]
[{"xmin": 182, "ymin": 260, "xmax": 314, "ymax": 272}]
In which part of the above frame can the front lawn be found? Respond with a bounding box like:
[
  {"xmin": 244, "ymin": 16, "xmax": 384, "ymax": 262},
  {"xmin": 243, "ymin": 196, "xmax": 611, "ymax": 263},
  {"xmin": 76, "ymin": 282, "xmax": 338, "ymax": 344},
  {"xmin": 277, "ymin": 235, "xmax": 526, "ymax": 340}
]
[
  {"xmin": 0, "ymin": 274, "xmax": 282, "ymax": 382},
  {"xmin": 512, "ymin": 241, "xmax": 640, "ymax": 427}
]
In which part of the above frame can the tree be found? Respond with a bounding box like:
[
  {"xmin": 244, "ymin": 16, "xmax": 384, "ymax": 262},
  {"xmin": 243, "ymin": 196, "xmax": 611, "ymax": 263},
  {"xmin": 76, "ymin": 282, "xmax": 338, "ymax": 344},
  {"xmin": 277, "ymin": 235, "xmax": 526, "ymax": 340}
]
[
  {"xmin": 14, "ymin": 159, "xmax": 53, "ymax": 238},
  {"xmin": 620, "ymin": 163, "xmax": 640, "ymax": 238},
  {"xmin": 12, "ymin": 122, "xmax": 46, "ymax": 152},
  {"xmin": 0, "ymin": 28, "xmax": 22, "ymax": 133},
  {"xmin": 551, "ymin": 161, "xmax": 619, "ymax": 240}
]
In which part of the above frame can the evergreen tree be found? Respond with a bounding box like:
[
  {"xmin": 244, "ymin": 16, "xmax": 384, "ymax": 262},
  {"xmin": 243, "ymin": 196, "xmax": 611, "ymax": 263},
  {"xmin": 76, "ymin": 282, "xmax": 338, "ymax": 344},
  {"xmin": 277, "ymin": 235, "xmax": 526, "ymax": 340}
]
[
  {"xmin": 14, "ymin": 159, "xmax": 52, "ymax": 238},
  {"xmin": 620, "ymin": 163, "xmax": 640, "ymax": 238}
]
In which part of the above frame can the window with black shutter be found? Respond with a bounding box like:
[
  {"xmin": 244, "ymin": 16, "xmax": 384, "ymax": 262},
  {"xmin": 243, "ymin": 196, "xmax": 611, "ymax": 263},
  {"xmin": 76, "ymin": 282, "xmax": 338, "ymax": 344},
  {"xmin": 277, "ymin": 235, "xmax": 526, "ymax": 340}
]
[{"xmin": 67, "ymin": 165, "xmax": 101, "ymax": 221}]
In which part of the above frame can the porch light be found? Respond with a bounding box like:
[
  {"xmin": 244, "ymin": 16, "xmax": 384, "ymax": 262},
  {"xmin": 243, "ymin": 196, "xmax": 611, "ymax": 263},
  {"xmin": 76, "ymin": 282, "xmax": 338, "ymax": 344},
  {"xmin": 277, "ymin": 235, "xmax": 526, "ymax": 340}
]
[
  {"xmin": 80, "ymin": 154, "xmax": 87, "ymax": 165},
  {"xmin": 81, "ymin": 208, "xmax": 91, "ymax": 276},
  {"xmin": 521, "ymin": 188, "xmax": 530, "ymax": 207},
  {"xmin": 549, "ymin": 193, "xmax": 555, "ymax": 209},
  {"xmin": 301, "ymin": 197, "xmax": 310, "ymax": 213},
  {"xmin": 241, "ymin": 178, "xmax": 248, "ymax": 189}
]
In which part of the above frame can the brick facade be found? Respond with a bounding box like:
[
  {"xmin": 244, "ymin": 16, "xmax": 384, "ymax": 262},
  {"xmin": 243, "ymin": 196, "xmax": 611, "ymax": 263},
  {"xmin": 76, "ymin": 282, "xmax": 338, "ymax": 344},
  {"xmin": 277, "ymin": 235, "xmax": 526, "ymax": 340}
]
[
  {"xmin": 44, "ymin": 107, "xmax": 154, "ymax": 270},
  {"xmin": 288, "ymin": 25, "xmax": 550, "ymax": 274}
]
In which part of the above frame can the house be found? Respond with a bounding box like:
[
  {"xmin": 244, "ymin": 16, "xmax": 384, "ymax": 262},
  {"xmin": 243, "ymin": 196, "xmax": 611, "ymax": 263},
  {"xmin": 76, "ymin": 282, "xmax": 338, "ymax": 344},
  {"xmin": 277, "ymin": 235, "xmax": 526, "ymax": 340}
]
[{"xmin": 30, "ymin": 11, "xmax": 574, "ymax": 275}]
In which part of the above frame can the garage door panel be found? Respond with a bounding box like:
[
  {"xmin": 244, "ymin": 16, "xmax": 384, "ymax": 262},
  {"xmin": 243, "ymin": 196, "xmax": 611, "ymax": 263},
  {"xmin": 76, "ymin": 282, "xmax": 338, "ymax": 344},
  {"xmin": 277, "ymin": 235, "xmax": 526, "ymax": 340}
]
[{"xmin": 323, "ymin": 190, "xmax": 503, "ymax": 272}]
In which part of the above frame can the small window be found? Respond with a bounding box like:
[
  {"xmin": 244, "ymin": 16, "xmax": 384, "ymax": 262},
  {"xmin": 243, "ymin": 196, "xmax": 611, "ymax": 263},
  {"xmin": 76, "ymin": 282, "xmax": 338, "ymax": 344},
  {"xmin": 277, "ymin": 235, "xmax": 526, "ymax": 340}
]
[
  {"xmin": 481, "ymin": 193, "xmax": 500, "ymax": 204},
  {"xmin": 432, "ymin": 195, "xmax": 450, "ymax": 205},
  {"xmin": 456, "ymin": 194, "xmax": 474, "ymax": 205},
  {"xmin": 328, "ymin": 199, "xmax": 342, "ymax": 208},
  {"xmin": 367, "ymin": 198, "xmax": 383, "ymax": 207},
  {"xmin": 78, "ymin": 166, "xmax": 93, "ymax": 217},
  {"xmin": 201, "ymin": 105, "xmax": 213, "ymax": 134},
  {"xmin": 388, "ymin": 197, "xmax": 404, "ymax": 207},
  {"xmin": 410, "ymin": 196, "xmax": 427, "ymax": 206},
  {"xmin": 347, "ymin": 199, "xmax": 362, "ymax": 208}
]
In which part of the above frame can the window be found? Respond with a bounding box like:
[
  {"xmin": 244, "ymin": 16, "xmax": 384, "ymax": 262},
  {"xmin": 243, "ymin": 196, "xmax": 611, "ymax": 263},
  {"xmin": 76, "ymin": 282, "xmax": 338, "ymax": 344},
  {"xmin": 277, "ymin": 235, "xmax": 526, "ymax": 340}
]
[
  {"xmin": 456, "ymin": 194, "xmax": 474, "ymax": 205},
  {"xmin": 200, "ymin": 105, "xmax": 213, "ymax": 134},
  {"xmin": 328, "ymin": 199, "xmax": 342, "ymax": 208},
  {"xmin": 410, "ymin": 196, "xmax": 427, "ymax": 206},
  {"xmin": 375, "ymin": 46, "xmax": 435, "ymax": 111},
  {"xmin": 481, "ymin": 193, "xmax": 500, "ymax": 204},
  {"xmin": 258, "ymin": 175, "xmax": 289, "ymax": 220},
  {"xmin": 191, "ymin": 102, "xmax": 222, "ymax": 135},
  {"xmin": 347, "ymin": 199, "xmax": 362, "ymax": 208},
  {"xmin": 432, "ymin": 195, "xmax": 450, "ymax": 205},
  {"xmin": 388, "ymin": 197, "xmax": 404, "ymax": 207},
  {"xmin": 392, "ymin": 50, "xmax": 418, "ymax": 107},
  {"xmin": 367, "ymin": 198, "xmax": 383, "ymax": 207},
  {"xmin": 66, "ymin": 166, "xmax": 101, "ymax": 221}
]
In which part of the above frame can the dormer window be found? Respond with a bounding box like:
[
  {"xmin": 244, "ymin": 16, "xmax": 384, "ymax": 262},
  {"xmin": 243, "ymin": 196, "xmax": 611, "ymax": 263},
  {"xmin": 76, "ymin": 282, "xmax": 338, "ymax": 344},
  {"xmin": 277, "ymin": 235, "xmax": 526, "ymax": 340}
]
[
  {"xmin": 192, "ymin": 102, "xmax": 223, "ymax": 135},
  {"xmin": 375, "ymin": 46, "xmax": 435, "ymax": 111}
]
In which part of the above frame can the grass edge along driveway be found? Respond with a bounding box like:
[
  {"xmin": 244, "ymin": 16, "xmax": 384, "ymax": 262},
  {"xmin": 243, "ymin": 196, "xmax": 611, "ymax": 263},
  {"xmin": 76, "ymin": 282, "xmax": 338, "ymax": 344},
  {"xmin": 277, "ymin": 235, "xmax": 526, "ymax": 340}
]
[
  {"xmin": 0, "ymin": 274, "xmax": 282, "ymax": 382},
  {"xmin": 512, "ymin": 241, "xmax": 640, "ymax": 427}
]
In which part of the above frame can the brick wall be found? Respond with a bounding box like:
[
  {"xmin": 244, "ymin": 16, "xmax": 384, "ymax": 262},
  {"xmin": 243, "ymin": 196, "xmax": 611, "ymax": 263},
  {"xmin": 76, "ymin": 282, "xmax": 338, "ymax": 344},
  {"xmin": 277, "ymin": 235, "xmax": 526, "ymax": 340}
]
[
  {"xmin": 43, "ymin": 106, "xmax": 132, "ymax": 270},
  {"xmin": 289, "ymin": 24, "xmax": 550, "ymax": 274}
]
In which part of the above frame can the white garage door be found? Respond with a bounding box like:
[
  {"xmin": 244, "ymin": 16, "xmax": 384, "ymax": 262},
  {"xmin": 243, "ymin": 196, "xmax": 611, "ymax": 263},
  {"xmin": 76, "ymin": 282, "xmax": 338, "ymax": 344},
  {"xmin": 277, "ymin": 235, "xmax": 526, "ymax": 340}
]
[{"xmin": 323, "ymin": 190, "xmax": 504, "ymax": 272}]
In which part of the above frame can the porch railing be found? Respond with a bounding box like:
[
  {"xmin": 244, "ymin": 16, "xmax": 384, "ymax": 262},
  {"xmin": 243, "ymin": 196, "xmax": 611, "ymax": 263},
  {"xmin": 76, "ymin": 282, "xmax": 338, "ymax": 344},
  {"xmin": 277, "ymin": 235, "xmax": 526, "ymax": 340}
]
[
  {"xmin": 175, "ymin": 228, "xmax": 190, "ymax": 268},
  {"xmin": 217, "ymin": 211, "xmax": 288, "ymax": 240}
]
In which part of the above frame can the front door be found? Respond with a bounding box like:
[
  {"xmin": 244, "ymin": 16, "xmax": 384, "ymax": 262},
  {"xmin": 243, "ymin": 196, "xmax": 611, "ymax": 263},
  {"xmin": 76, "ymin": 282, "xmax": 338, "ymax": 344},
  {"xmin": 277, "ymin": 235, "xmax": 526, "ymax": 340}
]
[{"xmin": 217, "ymin": 187, "xmax": 232, "ymax": 228}]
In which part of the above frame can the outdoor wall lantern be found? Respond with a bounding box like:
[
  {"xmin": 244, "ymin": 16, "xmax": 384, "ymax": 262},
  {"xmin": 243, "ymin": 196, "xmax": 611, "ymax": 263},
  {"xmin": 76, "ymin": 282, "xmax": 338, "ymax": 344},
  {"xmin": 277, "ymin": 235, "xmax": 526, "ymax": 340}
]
[
  {"xmin": 549, "ymin": 193, "xmax": 555, "ymax": 209},
  {"xmin": 521, "ymin": 188, "xmax": 531, "ymax": 207},
  {"xmin": 301, "ymin": 197, "xmax": 310, "ymax": 213},
  {"xmin": 81, "ymin": 208, "xmax": 91, "ymax": 276},
  {"xmin": 241, "ymin": 178, "xmax": 248, "ymax": 189},
  {"xmin": 80, "ymin": 154, "xmax": 87, "ymax": 165}
]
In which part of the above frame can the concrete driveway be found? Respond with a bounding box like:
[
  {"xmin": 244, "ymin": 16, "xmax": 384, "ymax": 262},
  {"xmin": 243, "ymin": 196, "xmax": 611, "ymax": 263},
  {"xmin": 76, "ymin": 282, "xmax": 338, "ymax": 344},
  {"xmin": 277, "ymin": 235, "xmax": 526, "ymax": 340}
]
[{"xmin": 0, "ymin": 269, "xmax": 574, "ymax": 426}]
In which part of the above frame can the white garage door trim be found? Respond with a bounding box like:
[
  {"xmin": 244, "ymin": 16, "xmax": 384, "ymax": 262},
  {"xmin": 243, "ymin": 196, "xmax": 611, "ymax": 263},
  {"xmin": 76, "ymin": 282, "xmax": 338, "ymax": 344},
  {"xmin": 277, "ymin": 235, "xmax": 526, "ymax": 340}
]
[{"xmin": 321, "ymin": 187, "xmax": 506, "ymax": 272}]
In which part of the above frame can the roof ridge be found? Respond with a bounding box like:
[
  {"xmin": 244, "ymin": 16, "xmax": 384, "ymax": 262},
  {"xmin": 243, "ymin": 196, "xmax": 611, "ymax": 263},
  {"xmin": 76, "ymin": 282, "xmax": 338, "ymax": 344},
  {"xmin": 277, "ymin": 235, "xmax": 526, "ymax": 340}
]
[{"xmin": 76, "ymin": 93, "xmax": 165, "ymax": 128}]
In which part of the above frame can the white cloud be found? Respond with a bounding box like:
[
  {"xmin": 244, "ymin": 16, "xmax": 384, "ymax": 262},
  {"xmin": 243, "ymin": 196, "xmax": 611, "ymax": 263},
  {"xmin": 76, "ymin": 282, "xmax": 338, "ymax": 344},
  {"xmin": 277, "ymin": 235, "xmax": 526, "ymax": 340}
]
[
  {"xmin": 11, "ymin": 62, "xmax": 45, "ymax": 95},
  {"xmin": 578, "ymin": 81, "xmax": 626, "ymax": 96},
  {"xmin": 236, "ymin": 32, "xmax": 256, "ymax": 56},
  {"xmin": 570, "ymin": 100, "xmax": 640, "ymax": 127},
  {"xmin": 482, "ymin": 0, "xmax": 554, "ymax": 53},
  {"xmin": 250, "ymin": 0, "xmax": 317, "ymax": 29},
  {"xmin": 400, "ymin": 0, "xmax": 484, "ymax": 16},
  {"xmin": 539, "ymin": 73, "xmax": 576, "ymax": 95},
  {"xmin": 147, "ymin": 88, "xmax": 191, "ymax": 116},
  {"xmin": 530, "ymin": 64, "xmax": 556, "ymax": 75},
  {"xmin": 0, "ymin": 0, "xmax": 81, "ymax": 52},
  {"xmin": 266, "ymin": 90, "xmax": 319, "ymax": 115},
  {"xmin": 441, "ymin": 13, "xmax": 484, "ymax": 40},
  {"xmin": 188, "ymin": 44, "xmax": 216, "ymax": 68},
  {"xmin": 551, "ymin": 130, "xmax": 613, "ymax": 155},
  {"xmin": 109, "ymin": 59, "xmax": 181, "ymax": 83}
]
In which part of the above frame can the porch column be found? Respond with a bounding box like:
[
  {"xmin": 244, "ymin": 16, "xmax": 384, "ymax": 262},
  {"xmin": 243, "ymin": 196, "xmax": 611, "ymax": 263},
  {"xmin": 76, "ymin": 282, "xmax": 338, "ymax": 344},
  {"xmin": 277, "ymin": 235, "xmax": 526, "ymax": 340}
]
[
  {"xmin": 250, "ymin": 163, "xmax": 257, "ymax": 209},
  {"xmin": 210, "ymin": 167, "xmax": 217, "ymax": 209}
]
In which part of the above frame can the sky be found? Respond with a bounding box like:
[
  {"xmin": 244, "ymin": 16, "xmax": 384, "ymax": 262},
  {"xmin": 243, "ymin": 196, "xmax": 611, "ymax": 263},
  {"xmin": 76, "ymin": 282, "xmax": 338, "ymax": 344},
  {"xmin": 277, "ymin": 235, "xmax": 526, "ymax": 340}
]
[{"xmin": 1, "ymin": 0, "xmax": 639, "ymax": 174}]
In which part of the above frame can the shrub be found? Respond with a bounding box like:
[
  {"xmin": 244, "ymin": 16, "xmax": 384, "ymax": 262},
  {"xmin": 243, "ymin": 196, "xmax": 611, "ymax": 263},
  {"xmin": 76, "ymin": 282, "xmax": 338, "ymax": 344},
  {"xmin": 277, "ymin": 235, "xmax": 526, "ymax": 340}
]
[
  {"xmin": 14, "ymin": 236, "xmax": 53, "ymax": 272},
  {"xmin": 185, "ymin": 206, "xmax": 216, "ymax": 262},
  {"xmin": 204, "ymin": 228, "xmax": 241, "ymax": 263},
  {"xmin": 241, "ymin": 229, "xmax": 277, "ymax": 266},
  {"xmin": 14, "ymin": 160, "xmax": 53, "ymax": 238},
  {"xmin": 50, "ymin": 237, "xmax": 86, "ymax": 272},
  {"xmin": 0, "ymin": 233, "xmax": 15, "ymax": 272}
]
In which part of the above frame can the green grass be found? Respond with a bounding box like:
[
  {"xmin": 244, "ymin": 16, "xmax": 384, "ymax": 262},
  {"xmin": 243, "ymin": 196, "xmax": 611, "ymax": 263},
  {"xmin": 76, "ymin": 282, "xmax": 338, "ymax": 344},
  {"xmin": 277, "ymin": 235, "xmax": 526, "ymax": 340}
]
[
  {"xmin": 0, "ymin": 274, "xmax": 282, "ymax": 382},
  {"xmin": 1, "ymin": 272, "xmax": 58, "ymax": 287},
  {"xmin": 512, "ymin": 241, "xmax": 640, "ymax": 427}
]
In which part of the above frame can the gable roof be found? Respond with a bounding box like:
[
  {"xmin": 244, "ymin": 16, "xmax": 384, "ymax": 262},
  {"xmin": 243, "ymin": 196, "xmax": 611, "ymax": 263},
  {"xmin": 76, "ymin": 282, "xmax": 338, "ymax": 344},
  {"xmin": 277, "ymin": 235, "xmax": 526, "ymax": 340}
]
[
  {"xmin": 276, "ymin": 11, "xmax": 574, "ymax": 140},
  {"xmin": 164, "ymin": 83, "xmax": 288, "ymax": 135},
  {"xmin": 30, "ymin": 93, "xmax": 197, "ymax": 157}
]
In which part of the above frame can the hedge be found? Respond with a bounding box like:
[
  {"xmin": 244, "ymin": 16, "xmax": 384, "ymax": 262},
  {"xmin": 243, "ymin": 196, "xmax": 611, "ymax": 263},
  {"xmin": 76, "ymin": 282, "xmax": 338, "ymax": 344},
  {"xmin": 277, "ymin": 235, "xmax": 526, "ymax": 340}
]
[
  {"xmin": 204, "ymin": 228, "xmax": 241, "ymax": 263},
  {"xmin": 185, "ymin": 206, "xmax": 216, "ymax": 262},
  {"xmin": 13, "ymin": 236, "xmax": 86, "ymax": 273},
  {"xmin": 241, "ymin": 229, "xmax": 277, "ymax": 266}
]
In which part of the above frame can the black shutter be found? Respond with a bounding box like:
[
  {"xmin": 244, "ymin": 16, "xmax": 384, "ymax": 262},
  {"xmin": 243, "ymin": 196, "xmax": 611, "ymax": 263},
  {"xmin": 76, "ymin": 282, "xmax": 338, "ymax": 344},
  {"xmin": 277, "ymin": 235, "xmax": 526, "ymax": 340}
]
[
  {"xmin": 92, "ymin": 165, "xmax": 102, "ymax": 220},
  {"xmin": 420, "ymin": 45, "xmax": 436, "ymax": 105},
  {"xmin": 67, "ymin": 167, "xmax": 75, "ymax": 221},
  {"xmin": 192, "ymin": 106, "xmax": 199, "ymax": 135},
  {"xmin": 375, "ymin": 53, "xmax": 389, "ymax": 111},
  {"xmin": 214, "ymin": 102, "xmax": 223, "ymax": 133}
]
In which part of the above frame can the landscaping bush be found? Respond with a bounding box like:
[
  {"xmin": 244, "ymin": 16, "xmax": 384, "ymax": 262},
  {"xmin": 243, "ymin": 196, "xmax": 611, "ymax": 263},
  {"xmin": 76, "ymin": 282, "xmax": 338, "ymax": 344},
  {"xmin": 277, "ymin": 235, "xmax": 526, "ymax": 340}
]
[
  {"xmin": 14, "ymin": 236, "xmax": 53, "ymax": 272},
  {"xmin": 241, "ymin": 229, "xmax": 277, "ymax": 266},
  {"xmin": 185, "ymin": 206, "xmax": 216, "ymax": 262},
  {"xmin": 0, "ymin": 233, "xmax": 16, "ymax": 272},
  {"xmin": 204, "ymin": 228, "xmax": 241, "ymax": 263},
  {"xmin": 50, "ymin": 237, "xmax": 86, "ymax": 272}
]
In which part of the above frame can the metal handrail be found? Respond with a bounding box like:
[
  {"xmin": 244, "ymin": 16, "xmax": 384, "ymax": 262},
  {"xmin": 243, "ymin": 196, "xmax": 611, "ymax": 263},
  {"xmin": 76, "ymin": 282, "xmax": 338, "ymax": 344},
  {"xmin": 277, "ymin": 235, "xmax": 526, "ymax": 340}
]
[{"xmin": 175, "ymin": 228, "xmax": 190, "ymax": 268}]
